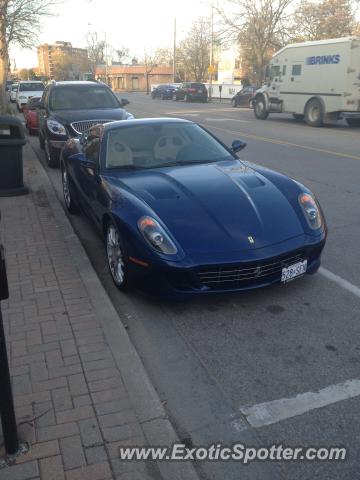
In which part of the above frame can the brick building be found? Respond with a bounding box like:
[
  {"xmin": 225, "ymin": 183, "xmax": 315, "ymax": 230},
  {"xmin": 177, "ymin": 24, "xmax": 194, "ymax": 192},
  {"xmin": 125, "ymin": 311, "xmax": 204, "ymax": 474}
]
[
  {"xmin": 95, "ymin": 65, "xmax": 173, "ymax": 92},
  {"xmin": 38, "ymin": 42, "xmax": 89, "ymax": 79}
]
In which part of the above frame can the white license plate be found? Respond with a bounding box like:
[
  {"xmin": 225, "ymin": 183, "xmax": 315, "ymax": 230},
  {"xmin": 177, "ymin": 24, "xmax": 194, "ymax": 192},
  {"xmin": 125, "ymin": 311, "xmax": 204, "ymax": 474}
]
[{"xmin": 281, "ymin": 260, "xmax": 307, "ymax": 283}]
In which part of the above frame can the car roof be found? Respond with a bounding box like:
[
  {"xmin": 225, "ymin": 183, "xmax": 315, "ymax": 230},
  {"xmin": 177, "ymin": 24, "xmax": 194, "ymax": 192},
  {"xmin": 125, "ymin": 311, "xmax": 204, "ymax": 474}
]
[
  {"xmin": 19, "ymin": 80, "xmax": 44, "ymax": 84},
  {"xmin": 103, "ymin": 117, "xmax": 193, "ymax": 131},
  {"xmin": 50, "ymin": 81, "xmax": 107, "ymax": 88}
]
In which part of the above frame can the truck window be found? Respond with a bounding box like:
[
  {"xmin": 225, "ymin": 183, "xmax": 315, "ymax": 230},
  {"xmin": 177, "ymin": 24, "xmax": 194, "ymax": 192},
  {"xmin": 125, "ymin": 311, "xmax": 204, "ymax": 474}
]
[
  {"xmin": 292, "ymin": 65, "xmax": 302, "ymax": 76},
  {"xmin": 270, "ymin": 66, "xmax": 280, "ymax": 78}
]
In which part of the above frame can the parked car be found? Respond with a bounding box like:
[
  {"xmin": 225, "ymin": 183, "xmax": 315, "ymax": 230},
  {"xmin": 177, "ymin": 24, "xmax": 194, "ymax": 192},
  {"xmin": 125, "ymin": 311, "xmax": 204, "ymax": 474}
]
[
  {"xmin": 37, "ymin": 81, "xmax": 133, "ymax": 167},
  {"xmin": 6, "ymin": 80, "xmax": 13, "ymax": 91},
  {"xmin": 10, "ymin": 83, "xmax": 18, "ymax": 102},
  {"xmin": 16, "ymin": 81, "xmax": 45, "ymax": 111},
  {"xmin": 61, "ymin": 117, "xmax": 326, "ymax": 298},
  {"xmin": 231, "ymin": 86, "xmax": 257, "ymax": 108},
  {"xmin": 173, "ymin": 82, "xmax": 208, "ymax": 102},
  {"xmin": 151, "ymin": 84, "xmax": 177, "ymax": 100},
  {"xmin": 23, "ymin": 96, "xmax": 41, "ymax": 135}
]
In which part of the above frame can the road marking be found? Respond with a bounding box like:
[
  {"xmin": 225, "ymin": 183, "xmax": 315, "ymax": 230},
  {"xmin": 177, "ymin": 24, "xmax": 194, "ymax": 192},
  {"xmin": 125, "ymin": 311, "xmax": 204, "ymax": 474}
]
[
  {"xmin": 319, "ymin": 267, "xmax": 360, "ymax": 299},
  {"xmin": 207, "ymin": 125, "xmax": 360, "ymax": 161},
  {"xmin": 240, "ymin": 378, "xmax": 360, "ymax": 428},
  {"xmin": 204, "ymin": 117, "xmax": 250, "ymax": 123}
]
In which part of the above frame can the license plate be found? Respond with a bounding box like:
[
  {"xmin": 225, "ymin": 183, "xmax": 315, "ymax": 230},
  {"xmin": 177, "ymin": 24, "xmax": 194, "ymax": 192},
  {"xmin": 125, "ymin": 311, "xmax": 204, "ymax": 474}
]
[{"xmin": 281, "ymin": 260, "xmax": 307, "ymax": 283}]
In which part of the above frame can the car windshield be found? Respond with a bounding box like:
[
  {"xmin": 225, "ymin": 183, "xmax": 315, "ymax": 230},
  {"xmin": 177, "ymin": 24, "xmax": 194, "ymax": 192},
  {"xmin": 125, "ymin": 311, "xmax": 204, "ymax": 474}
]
[
  {"xmin": 19, "ymin": 83, "xmax": 45, "ymax": 92},
  {"xmin": 11, "ymin": 85, "xmax": 18, "ymax": 91},
  {"xmin": 105, "ymin": 123, "xmax": 233, "ymax": 170},
  {"xmin": 50, "ymin": 86, "xmax": 120, "ymax": 110}
]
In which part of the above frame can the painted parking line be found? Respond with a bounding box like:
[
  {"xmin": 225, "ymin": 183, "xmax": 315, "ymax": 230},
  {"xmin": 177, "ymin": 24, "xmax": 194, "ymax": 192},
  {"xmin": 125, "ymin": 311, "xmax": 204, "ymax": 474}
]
[
  {"xmin": 207, "ymin": 125, "xmax": 360, "ymax": 161},
  {"xmin": 240, "ymin": 378, "xmax": 360, "ymax": 428},
  {"xmin": 204, "ymin": 117, "xmax": 250, "ymax": 123},
  {"xmin": 319, "ymin": 267, "xmax": 360, "ymax": 299}
]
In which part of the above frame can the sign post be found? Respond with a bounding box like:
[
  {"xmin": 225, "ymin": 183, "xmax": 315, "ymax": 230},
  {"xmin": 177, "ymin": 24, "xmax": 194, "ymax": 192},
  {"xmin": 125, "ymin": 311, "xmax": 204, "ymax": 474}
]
[{"xmin": 0, "ymin": 222, "xmax": 19, "ymax": 455}]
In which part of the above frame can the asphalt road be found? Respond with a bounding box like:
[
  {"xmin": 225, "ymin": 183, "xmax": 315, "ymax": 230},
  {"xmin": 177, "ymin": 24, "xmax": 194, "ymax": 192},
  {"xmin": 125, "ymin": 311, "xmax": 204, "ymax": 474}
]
[{"xmin": 27, "ymin": 93, "xmax": 360, "ymax": 480}]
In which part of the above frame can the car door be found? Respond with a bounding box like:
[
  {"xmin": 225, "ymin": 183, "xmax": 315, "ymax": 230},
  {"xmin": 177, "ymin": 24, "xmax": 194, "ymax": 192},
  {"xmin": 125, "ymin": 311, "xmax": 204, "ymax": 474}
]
[
  {"xmin": 178, "ymin": 83, "xmax": 186, "ymax": 100},
  {"xmin": 70, "ymin": 131, "xmax": 104, "ymax": 225},
  {"xmin": 38, "ymin": 87, "xmax": 50, "ymax": 139}
]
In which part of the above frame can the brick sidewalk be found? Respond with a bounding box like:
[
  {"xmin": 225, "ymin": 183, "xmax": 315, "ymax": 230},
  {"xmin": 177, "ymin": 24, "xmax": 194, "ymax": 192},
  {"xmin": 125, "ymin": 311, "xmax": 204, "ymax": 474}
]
[{"xmin": 0, "ymin": 145, "xmax": 163, "ymax": 480}]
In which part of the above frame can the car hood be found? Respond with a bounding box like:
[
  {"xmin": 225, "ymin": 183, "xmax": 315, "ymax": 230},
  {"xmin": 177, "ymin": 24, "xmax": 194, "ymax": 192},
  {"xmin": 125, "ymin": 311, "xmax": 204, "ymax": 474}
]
[
  {"xmin": 109, "ymin": 160, "xmax": 305, "ymax": 255},
  {"xmin": 51, "ymin": 108, "xmax": 128, "ymax": 124}
]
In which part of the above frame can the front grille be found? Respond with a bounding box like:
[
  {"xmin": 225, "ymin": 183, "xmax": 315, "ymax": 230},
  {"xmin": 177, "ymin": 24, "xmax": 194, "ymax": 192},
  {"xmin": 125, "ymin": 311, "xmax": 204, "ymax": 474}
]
[
  {"xmin": 198, "ymin": 250, "xmax": 305, "ymax": 290},
  {"xmin": 70, "ymin": 119, "xmax": 114, "ymax": 135}
]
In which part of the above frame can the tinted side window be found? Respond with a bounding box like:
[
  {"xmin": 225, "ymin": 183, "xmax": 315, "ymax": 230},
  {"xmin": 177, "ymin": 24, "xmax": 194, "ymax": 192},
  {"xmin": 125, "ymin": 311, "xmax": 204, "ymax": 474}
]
[{"xmin": 292, "ymin": 65, "xmax": 302, "ymax": 76}]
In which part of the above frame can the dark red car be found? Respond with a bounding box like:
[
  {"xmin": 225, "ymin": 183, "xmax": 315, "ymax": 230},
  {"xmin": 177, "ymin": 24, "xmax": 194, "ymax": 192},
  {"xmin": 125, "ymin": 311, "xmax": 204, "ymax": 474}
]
[{"xmin": 23, "ymin": 96, "xmax": 41, "ymax": 135}]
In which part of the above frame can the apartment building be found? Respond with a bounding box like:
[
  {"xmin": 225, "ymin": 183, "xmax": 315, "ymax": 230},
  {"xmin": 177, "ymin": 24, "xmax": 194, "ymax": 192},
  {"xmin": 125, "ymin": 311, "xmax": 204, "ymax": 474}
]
[{"xmin": 37, "ymin": 41, "xmax": 89, "ymax": 79}]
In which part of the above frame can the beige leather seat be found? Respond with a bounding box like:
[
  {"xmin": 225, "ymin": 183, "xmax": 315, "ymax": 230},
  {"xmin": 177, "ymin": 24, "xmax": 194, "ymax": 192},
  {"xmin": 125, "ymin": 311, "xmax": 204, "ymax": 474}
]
[
  {"xmin": 107, "ymin": 140, "xmax": 133, "ymax": 168},
  {"xmin": 153, "ymin": 135, "xmax": 184, "ymax": 161}
]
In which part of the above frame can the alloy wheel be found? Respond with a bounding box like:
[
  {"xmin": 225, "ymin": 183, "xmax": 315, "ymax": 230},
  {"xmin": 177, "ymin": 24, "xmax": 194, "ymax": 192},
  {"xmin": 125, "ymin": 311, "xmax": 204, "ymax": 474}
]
[{"xmin": 106, "ymin": 225, "xmax": 125, "ymax": 287}]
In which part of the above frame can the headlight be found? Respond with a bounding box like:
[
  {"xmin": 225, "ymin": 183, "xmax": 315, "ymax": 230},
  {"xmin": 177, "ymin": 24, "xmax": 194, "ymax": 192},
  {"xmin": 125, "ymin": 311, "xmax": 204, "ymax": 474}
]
[
  {"xmin": 138, "ymin": 216, "xmax": 177, "ymax": 255},
  {"xmin": 46, "ymin": 119, "xmax": 67, "ymax": 135},
  {"xmin": 298, "ymin": 193, "xmax": 323, "ymax": 230}
]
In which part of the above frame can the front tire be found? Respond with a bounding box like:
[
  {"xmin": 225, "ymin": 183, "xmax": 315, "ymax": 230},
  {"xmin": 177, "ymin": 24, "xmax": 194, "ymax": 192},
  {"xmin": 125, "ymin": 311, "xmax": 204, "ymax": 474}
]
[
  {"xmin": 254, "ymin": 96, "xmax": 269, "ymax": 119},
  {"xmin": 62, "ymin": 166, "xmax": 79, "ymax": 214},
  {"xmin": 305, "ymin": 99, "xmax": 324, "ymax": 127},
  {"xmin": 106, "ymin": 223, "xmax": 129, "ymax": 291},
  {"xmin": 39, "ymin": 133, "xmax": 45, "ymax": 150},
  {"xmin": 231, "ymin": 99, "xmax": 237, "ymax": 108},
  {"xmin": 44, "ymin": 140, "xmax": 60, "ymax": 168}
]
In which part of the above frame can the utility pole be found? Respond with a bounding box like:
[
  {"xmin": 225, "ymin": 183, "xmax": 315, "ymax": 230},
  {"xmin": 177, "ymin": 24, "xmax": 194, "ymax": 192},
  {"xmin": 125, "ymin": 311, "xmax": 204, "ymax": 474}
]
[
  {"xmin": 104, "ymin": 31, "xmax": 109, "ymax": 86},
  {"xmin": 209, "ymin": 0, "xmax": 214, "ymax": 102},
  {"xmin": 173, "ymin": 17, "xmax": 176, "ymax": 83}
]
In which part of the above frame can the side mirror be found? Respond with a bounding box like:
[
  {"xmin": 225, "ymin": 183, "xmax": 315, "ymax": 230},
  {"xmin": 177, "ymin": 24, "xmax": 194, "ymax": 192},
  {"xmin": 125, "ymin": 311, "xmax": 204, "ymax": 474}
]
[
  {"xmin": 231, "ymin": 140, "xmax": 247, "ymax": 153},
  {"xmin": 120, "ymin": 98, "xmax": 130, "ymax": 107}
]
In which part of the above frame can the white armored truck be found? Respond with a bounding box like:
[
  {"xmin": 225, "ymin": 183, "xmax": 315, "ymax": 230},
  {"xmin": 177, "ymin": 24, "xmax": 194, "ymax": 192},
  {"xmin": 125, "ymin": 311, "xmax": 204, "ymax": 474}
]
[{"xmin": 253, "ymin": 37, "xmax": 360, "ymax": 127}]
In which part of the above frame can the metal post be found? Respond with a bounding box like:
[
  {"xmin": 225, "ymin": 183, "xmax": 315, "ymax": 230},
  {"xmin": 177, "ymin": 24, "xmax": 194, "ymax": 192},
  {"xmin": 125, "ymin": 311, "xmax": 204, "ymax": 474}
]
[{"xmin": 0, "ymin": 241, "xmax": 19, "ymax": 455}]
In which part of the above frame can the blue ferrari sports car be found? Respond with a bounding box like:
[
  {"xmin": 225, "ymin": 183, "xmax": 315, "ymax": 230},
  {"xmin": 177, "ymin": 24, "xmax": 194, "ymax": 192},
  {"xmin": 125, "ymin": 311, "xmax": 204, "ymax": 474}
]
[{"xmin": 61, "ymin": 118, "xmax": 326, "ymax": 297}]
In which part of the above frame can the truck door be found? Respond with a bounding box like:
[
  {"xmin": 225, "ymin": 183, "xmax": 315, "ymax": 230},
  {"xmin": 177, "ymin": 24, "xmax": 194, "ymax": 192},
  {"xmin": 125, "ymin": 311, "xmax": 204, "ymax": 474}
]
[{"xmin": 345, "ymin": 39, "xmax": 360, "ymax": 112}]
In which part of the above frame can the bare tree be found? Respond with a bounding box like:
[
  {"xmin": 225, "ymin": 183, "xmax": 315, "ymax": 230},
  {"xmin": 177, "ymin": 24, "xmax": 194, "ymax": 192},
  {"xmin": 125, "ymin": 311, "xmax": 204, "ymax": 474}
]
[
  {"xmin": 0, "ymin": 0, "xmax": 58, "ymax": 112},
  {"xmin": 177, "ymin": 17, "xmax": 211, "ymax": 82},
  {"xmin": 114, "ymin": 47, "xmax": 130, "ymax": 64},
  {"xmin": 291, "ymin": 0, "xmax": 359, "ymax": 41},
  {"xmin": 141, "ymin": 49, "xmax": 162, "ymax": 94},
  {"xmin": 216, "ymin": 0, "xmax": 294, "ymax": 84},
  {"xmin": 85, "ymin": 31, "xmax": 106, "ymax": 75}
]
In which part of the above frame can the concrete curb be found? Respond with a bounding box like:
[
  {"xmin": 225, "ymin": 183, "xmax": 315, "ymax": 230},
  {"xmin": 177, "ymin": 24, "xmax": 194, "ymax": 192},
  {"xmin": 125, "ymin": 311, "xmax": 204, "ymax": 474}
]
[{"xmin": 25, "ymin": 142, "xmax": 201, "ymax": 480}]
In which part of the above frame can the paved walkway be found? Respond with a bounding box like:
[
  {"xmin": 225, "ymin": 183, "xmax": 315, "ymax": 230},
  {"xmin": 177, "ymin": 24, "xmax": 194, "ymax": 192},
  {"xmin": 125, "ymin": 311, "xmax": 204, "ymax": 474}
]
[{"xmin": 0, "ymin": 143, "xmax": 199, "ymax": 480}]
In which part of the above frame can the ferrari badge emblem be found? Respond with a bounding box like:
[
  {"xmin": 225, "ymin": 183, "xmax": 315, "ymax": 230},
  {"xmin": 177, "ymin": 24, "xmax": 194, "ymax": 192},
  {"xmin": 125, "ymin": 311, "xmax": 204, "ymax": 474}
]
[{"xmin": 248, "ymin": 236, "xmax": 255, "ymax": 244}]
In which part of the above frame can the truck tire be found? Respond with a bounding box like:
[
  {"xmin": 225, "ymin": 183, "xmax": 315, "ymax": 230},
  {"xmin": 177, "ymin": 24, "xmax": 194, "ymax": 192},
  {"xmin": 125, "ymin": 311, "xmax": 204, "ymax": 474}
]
[
  {"xmin": 305, "ymin": 99, "xmax": 324, "ymax": 127},
  {"xmin": 293, "ymin": 114, "xmax": 304, "ymax": 121},
  {"xmin": 254, "ymin": 96, "xmax": 269, "ymax": 120},
  {"xmin": 346, "ymin": 118, "xmax": 360, "ymax": 127}
]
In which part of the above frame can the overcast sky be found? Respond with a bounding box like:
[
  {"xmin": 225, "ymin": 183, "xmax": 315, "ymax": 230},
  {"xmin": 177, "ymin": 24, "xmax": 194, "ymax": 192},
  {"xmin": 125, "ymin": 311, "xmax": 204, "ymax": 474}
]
[{"xmin": 11, "ymin": 0, "xmax": 209, "ymax": 69}]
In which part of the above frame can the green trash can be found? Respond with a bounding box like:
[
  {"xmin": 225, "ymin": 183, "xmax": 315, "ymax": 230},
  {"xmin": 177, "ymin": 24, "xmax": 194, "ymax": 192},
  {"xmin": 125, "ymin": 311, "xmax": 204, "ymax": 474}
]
[{"xmin": 0, "ymin": 116, "xmax": 28, "ymax": 196}]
